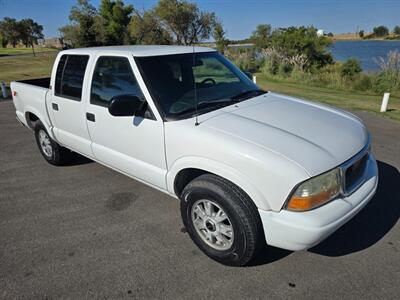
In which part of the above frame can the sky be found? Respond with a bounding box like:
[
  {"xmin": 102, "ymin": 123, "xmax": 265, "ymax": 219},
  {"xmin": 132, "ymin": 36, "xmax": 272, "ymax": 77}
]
[{"xmin": 0, "ymin": 0, "xmax": 399, "ymax": 40}]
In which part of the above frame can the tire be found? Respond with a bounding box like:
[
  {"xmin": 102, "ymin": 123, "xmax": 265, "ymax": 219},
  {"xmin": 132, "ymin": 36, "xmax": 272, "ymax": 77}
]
[
  {"xmin": 180, "ymin": 174, "xmax": 264, "ymax": 266},
  {"xmin": 34, "ymin": 122, "xmax": 70, "ymax": 166}
]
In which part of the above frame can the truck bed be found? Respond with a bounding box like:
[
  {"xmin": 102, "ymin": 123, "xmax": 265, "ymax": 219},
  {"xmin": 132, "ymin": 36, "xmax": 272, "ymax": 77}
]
[
  {"xmin": 17, "ymin": 77, "xmax": 51, "ymax": 89},
  {"xmin": 11, "ymin": 78, "xmax": 52, "ymax": 131}
]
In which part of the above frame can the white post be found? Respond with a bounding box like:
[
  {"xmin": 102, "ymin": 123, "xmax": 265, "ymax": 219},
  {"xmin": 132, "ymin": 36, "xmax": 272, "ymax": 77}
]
[
  {"xmin": 1, "ymin": 82, "xmax": 7, "ymax": 99},
  {"xmin": 380, "ymin": 93, "xmax": 390, "ymax": 112},
  {"xmin": 252, "ymin": 75, "xmax": 257, "ymax": 84}
]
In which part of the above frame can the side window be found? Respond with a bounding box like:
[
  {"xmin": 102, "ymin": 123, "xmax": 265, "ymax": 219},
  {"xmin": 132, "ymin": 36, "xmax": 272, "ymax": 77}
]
[
  {"xmin": 55, "ymin": 55, "xmax": 67, "ymax": 95},
  {"xmin": 91, "ymin": 56, "xmax": 144, "ymax": 106},
  {"xmin": 54, "ymin": 54, "xmax": 89, "ymax": 101}
]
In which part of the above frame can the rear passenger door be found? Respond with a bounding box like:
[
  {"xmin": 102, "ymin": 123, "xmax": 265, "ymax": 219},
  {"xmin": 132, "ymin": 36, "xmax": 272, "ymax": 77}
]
[{"xmin": 50, "ymin": 54, "xmax": 93, "ymax": 157}]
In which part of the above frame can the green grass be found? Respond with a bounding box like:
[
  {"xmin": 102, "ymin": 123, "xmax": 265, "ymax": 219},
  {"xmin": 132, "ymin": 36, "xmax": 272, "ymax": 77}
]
[
  {"xmin": 257, "ymin": 74, "xmax": 400, "ymax": 122},
  {"xmin": 0, "ymin": 52, "xmax": 57, "ymax": 85},
  {"xmin": 0, "ymin": 47, "xmax": 57, "ymax": 55}
]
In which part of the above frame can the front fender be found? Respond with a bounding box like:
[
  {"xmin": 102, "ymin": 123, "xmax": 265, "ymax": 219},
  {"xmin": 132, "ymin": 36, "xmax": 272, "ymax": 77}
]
[{"xmin": 166, "ymin": 156, "xmax": 271, "ymax": 210}]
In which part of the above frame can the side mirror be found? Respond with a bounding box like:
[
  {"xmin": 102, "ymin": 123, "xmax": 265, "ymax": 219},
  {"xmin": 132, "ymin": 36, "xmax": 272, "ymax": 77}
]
[
  {"xmin": 243, "ymin": 71, "xmax": 253, "ymax": 80},
  {"xmin": 108, "ymin": 94, "xmax": 145, "ymax": 117}
]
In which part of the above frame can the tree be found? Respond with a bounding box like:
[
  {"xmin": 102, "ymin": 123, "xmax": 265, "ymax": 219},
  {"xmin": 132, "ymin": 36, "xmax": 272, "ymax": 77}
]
[
  {"xmin": 0, "ymin": 34, "xmax": 6, "ymax": 47},
  {"xmin": 373, "ymin": 25, "xmax": 389, "ymax": 37},
  {"xmin": 359, "ymin": 30, "xmax": 364, "ymax": 38},
  {"xmin": 154, "ymin": 0, "xmax": 216, "ymax": 45},
  {"xmin": 0, "ymin": 17, "xmax": 20, "ymax": 47},
  {"xmin": 128, "ymin": 9, "xmax": 172, "ymax": 45},
  {"xmin": 64, "ymin": 0, "xmax": 99, "ymax": 47},
  {"xmin": 270, "ymin": 26, "xmax": 333, "ymax": 69},
  {"xmin": 213, "ymin": 20, "xmax": 228, "ymax": 53},
  {"xmin": 250, "ymin": 24, "xmax": 271, "ymax": 49},
  {"xmin": 59, "ymin": 25, "xmax": 80, "ymax": 48},
  {"xmin": 98, "ymin": 0, "xmax": 133, "ymax": 45},
  {"xmin": 18, "ymin": 19, "xmax": 44, "ymax": 56},
  {"xmin": 394, "ymin": 26, "xmax": 400, "ymax": 36}
]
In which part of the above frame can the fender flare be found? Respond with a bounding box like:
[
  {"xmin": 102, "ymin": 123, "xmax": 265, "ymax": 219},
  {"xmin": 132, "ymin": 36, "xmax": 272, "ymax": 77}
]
[
  {"xmin": 23, "ymin": 105, "xmax": 57, "ymax": 140},
  {"xmin": 166, "ymin": 156, "xmax": 271, "ymax": 211}
]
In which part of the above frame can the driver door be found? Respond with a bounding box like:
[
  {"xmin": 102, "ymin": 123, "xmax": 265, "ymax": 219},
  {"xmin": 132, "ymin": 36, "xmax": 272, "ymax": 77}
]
[{"xmin": 85, "ymin": 54, "xmax": 167, "ymax": 189}]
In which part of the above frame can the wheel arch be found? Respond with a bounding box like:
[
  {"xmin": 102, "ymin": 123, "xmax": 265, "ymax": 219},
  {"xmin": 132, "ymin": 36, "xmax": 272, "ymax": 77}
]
[
  {"xmin": 23, "ymin": 106, "xmax": 56, "ymax": 140},
  {"xmin": 167, "ymin": 157, "xmax": 271, "ymax": 211},
  {"xmin": 25, "ymin": 111, "xmax": 40, "ymax": 130}
]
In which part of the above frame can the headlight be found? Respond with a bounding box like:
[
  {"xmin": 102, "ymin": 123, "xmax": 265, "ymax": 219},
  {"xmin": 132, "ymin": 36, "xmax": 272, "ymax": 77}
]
[{"xmin": 285, "ymin": 168, "xmax": 341, "ymax": 211}]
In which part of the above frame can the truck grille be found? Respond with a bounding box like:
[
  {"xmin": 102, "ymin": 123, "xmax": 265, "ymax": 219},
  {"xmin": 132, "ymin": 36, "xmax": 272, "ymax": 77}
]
[{"xmin": 343, "ymin": 153, "xmax": 368, "ymax": 194}]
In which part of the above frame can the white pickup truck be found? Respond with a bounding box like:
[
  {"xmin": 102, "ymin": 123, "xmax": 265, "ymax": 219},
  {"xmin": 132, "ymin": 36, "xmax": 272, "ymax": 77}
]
[{"xmin": 11, "ymin": 45, "xmax": 378, "ymax": 266}]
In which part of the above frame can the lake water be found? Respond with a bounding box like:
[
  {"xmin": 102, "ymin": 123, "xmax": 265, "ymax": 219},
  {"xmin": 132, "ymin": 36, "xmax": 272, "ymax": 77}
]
[{"xmin": 330, "ymin": 40, "xmax": 400, "ymax": 71}]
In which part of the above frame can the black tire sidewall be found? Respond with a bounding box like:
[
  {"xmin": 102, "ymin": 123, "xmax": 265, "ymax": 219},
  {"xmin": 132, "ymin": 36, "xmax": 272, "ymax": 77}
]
[
  {"xmin": 181, "ymin": 180, "xmax": 251, "ymax": 266},
  {"xmin": 34, "ymin": 123, "xmax": 60, "ymax": 164}
]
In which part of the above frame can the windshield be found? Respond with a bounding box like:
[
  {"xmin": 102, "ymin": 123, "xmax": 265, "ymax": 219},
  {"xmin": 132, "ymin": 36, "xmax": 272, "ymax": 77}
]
[{"xmin": 135, "ymin": 51, "xmax": 262, "ymax": 120}]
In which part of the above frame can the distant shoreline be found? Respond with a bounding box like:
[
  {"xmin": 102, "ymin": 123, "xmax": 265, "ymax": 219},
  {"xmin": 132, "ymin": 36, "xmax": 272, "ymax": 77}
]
[{"xmin": 332, "ymin": 33, "xmax": 400, "ymax": 41}]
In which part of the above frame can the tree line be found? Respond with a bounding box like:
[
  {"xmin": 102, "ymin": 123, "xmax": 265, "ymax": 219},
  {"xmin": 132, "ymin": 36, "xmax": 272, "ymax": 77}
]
[
  {"xmin": 0, "ymin": 17, "xmax": 44, "ymax": 55},
  {"xmin": 359, "ymin": 25, "xmax": 400, "ymax": 39},
  {"xmin": 59, "ymin": 0, "xmax": 228, "ymax": 51}
]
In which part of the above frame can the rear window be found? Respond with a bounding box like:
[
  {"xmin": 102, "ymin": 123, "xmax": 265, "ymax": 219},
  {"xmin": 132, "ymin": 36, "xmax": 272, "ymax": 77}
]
[{"xmin": 54, "ymin": 54, "xmax": 89, "ymax": 101}]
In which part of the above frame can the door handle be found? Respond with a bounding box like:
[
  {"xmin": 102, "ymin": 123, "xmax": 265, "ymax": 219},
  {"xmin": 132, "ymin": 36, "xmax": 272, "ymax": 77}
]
[
  {"xmin": 52, "ymin": 103, "xmax": 59, "ymax": 111},
  {"xmin": 86, "ymin": 112, "xmax": 95, "ymax": 122}
]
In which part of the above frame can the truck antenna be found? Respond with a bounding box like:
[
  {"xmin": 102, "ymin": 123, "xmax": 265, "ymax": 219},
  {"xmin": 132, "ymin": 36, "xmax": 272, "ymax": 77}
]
[{"xmin": 193, "ymin": 44, "xmax": 199, "ymax": 126}]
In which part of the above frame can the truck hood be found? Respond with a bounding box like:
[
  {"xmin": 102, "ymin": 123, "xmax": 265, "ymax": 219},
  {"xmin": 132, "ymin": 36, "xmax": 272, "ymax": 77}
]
[{"xmin": 201, "ymin": 93, "xmax": 368, "ymax": 176}]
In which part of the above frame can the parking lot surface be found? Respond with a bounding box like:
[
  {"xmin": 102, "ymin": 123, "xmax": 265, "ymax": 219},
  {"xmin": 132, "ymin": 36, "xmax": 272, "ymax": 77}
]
[{"xmin": 0, "ymin": 100, "xmax": 399, "ymax": 299}]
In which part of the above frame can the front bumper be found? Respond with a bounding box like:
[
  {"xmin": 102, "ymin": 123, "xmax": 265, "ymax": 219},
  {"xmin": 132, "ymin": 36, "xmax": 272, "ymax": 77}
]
[{"xmin": 259, "ymin": 153, "xmax": 378, "ymax": 251}]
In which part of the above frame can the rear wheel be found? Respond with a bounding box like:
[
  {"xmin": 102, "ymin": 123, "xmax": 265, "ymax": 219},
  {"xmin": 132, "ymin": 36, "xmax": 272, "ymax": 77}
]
[
  {"xmin": 34, "ymin": 122, "xmax": 70, "ymax": 166},
  {"xmin": 180, "ymin": 174, "xmax": 264, "ymax": 266}
]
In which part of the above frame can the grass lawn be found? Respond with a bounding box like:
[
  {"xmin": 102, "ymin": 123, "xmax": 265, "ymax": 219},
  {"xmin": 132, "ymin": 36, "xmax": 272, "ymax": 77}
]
[
  {"xmin": 0, "ymin": 52, "xmax": 57, "ymax": 85},
  {"xmin": 257, "ymin": 74, "xmax": 400, "ymax": 122},
  {"xmin": 0, "ymin": 47, "xmax": 57, "ymax": 55}
]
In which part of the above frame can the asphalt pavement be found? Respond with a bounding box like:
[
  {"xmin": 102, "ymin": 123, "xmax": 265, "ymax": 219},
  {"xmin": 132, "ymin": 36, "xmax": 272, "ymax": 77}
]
[{"xmin": 0, "ymin": 100, "xmax": 399, "ymax": 299}]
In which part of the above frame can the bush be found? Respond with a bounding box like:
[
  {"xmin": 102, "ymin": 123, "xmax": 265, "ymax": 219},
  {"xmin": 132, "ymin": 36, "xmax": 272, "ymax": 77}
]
[
  {"xmin": 372, "ymin": 73, "xmax": 395, "ymax": 93},
  {"xmin": 352, "ymin": 74, "xmax": 372, "ymax": 91},
  {"xmin": 279, "ymin": 63, "xmax": 293, "ymax": 76},
  {"xmin": 310, "ymin": 64, "xmax": 345, "ymax": 89},
  {"xmin": 262, "ymin": 54, "xmax": 280, "ymax": 75},
  {"xmin": 373, "ymin": 50, "xmax": 400, "ymax": 93},
  {"xmin": 340, "ymin": 58, "xmax": 362, "ymax": 78},
  {"xmin": 270, "ymin": 26, "xmax": 333, "ymax": 70},
  {"xmin": 225, "ymin": 48, "xmax": 264, "ymax": 73}
]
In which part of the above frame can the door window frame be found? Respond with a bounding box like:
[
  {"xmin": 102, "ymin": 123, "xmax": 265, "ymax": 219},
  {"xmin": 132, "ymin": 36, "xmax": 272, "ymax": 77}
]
[
  {"xmin": 86, "ymin": 53, "xmax": 162, "ymax": 121},
  {"xmin": 89, "ymin": 55, "xmax": 144, "ymax": 107},
  {"xmin": 53, "ymin": 54, "xmax": 90, "ymax": 101}
]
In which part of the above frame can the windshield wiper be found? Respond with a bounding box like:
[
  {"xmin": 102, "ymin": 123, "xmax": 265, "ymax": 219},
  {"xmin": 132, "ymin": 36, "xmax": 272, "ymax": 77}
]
[
  {"xmin": 231, "ymin": 89, "xmax": 267, "ymax": 101},
  {"xmin": 197, "ymin": 98, "xmax": 238, "ymax": 107},
  {"xmin": 176, "ymin": 99, "xmax": 236, "ymax": 115},
  {"xmin": 174, "ymin": 90, "xmax": 266, "ymax": 116}
]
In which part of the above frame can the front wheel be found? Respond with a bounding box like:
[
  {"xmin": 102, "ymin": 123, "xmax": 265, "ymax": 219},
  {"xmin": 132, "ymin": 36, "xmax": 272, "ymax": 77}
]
[{"xmin": 180, "ymin": 174, "xmax": 264, "ymax": 266}]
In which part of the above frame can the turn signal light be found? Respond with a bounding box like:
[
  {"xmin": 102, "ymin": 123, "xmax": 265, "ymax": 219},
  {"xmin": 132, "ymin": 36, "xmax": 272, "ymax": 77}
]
[{"xmin": 285, "ymin": 168, "xmax": 341, "ymax": 211}]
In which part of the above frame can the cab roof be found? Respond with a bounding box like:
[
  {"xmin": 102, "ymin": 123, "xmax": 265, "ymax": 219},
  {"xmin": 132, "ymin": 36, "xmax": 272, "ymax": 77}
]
[{"xmin": 60, "ymin": 45, "xmax": 216, "ymax": 57}]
